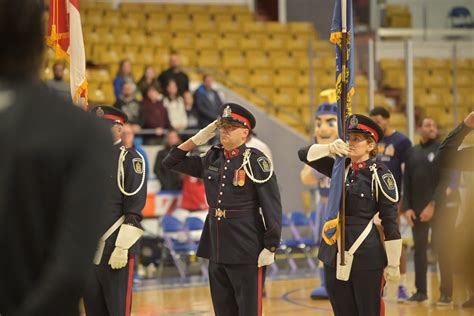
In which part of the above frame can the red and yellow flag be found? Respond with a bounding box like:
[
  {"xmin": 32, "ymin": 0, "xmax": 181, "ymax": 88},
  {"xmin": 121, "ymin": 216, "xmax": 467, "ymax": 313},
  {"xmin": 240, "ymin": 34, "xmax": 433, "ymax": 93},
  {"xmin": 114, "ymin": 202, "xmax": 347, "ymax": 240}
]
[{"xmin": 47, "ymin": 0, "xmax": 88, "ymax": 109}]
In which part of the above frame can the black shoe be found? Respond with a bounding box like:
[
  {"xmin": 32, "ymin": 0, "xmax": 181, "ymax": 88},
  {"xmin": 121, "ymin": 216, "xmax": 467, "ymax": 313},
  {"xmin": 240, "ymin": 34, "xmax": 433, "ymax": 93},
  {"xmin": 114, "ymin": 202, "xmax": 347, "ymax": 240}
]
[
  {"xmin": 462, "ymin": 296, "xmax": 474, "ymax": 308},
  {"xmin": 436, "ymin": 294, "xmax": 453, "ymax": 306},
  {"xmin": 406, "ymin": 292, "xmax": 428, "ymax": 304}
]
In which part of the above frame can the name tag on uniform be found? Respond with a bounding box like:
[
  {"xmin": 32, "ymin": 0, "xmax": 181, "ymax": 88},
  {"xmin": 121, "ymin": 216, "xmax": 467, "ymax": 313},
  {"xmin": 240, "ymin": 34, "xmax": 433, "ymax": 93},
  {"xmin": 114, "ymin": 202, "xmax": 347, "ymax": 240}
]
[{"xmin": 208, "ymin": 166, "xmax": 219, "ymax": 172}]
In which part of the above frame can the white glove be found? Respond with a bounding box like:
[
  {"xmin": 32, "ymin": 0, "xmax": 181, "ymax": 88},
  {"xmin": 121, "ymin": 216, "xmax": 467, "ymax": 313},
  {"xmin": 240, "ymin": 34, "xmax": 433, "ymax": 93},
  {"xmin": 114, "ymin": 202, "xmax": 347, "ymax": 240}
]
[
  {"xmin": 191, "ymin": 120, "xmax": 218, "ymax": 146},
  {"xmin": 257, "ymin": 248, "xmax": 275, "ymax": 267},
  {"xmin": 384, "ymin": 239, "xmax": 402, "ymax": 281},
  {"xmin": 329, "ymin": 139, "xmax": 349, "ymax": 157},
  {"xmin": 108, "ymin": 224, "xmax": 144, "ymax": 269},
  {"xmin": 307, "ymin": 139, "xmax": 348, "ymax": 161}
]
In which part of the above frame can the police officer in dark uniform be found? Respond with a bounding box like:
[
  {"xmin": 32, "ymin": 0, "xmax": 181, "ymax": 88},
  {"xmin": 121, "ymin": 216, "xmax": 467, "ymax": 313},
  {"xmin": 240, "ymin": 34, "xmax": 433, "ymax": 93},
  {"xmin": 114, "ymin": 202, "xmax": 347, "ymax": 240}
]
[
  {"xmin": 298, "ymin": 114, "xmax": 402, "ymax": 316},
  {"xmin": 84, "ymin": 106, "xmax": 147, "ymax": 316},
  {"xmin": 163, "ymin": 103, "xmax": 282, "ymax": 316}
]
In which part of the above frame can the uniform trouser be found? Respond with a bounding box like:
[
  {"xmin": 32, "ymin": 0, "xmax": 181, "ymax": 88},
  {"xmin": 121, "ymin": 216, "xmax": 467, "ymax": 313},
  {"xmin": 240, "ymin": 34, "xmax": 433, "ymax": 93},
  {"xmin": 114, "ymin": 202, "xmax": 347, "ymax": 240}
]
[
  {"xmin": 325, "ymin": 265, "xmax": 385, "ymax": 316},
  {"xmin": 209, "ymin": 261, "xmax": 266, "ymax": 316},
  {"xmin": 83, "ymin": 256, "xmax": 135, "ymax": 316},
  {"xmin": 412, "ymin": 220, "xmax": 430, "ymax": 295},
  {"xmin": 432, "ymin": 207, "xmax": 457, "ymax": 297}
]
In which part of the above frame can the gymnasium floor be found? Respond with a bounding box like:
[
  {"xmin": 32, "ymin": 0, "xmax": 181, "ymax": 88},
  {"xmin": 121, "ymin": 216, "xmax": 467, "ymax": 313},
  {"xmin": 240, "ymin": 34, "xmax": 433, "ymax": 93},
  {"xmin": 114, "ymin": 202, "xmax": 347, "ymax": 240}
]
[{"xmin": 129, "ymin": 271, "xmax": 473, "ymax": 315}]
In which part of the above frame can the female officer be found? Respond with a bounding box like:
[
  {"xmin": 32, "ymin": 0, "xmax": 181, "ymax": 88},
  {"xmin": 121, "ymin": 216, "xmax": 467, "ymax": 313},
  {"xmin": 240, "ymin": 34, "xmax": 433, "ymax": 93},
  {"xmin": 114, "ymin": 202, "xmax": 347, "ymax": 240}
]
[{"xmin": 298, "ymin": 114, "xmax": 402, "ymax": 316}]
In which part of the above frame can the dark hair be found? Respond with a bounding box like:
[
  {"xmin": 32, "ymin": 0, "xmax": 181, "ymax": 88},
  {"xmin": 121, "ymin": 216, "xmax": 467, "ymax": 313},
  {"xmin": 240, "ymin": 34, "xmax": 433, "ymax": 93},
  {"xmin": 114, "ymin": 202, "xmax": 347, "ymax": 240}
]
[
  {"xmin": 417, "ymin": 116, "xmax": 435, "ymax": 128},
  {"xmin": 0, "ymin": 0, "xmax": 45, "ymax": 79},
  {"xmin": 363, "ymin": 134, "xmax": 378, "ymax": 158},
  {"xmin": 202, "ymin": 73, "xmax": 211, "ymax": 82},
  {"xmin": 116, "ymin": 59, "xmax": 132, "ymax": 77},
  {"xmin": 369, "ymin": 106, "xmax": 390, "ymax": 119}
]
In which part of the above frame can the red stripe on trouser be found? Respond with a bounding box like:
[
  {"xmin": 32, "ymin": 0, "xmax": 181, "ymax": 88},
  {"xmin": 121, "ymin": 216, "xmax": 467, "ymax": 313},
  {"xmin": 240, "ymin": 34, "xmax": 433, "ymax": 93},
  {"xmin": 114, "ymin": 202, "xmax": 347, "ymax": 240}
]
[
  {"xmin": 257, "ymin": 267, "xmax": 263, "ymax": 316},
  {"xmin": 379, "ymin": 275, "xmax": 386, "ymax": 316},
  {"xmin": 126, "ymin": 256, "xmax": 135, "ymax": 316}
]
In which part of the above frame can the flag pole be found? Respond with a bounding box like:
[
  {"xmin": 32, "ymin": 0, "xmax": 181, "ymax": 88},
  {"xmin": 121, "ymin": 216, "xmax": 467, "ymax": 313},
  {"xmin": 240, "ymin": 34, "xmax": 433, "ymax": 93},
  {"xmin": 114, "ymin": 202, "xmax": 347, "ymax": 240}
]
[{"xmin": 339, "ymin": 0, "xmax": 348, "ymax": 266}]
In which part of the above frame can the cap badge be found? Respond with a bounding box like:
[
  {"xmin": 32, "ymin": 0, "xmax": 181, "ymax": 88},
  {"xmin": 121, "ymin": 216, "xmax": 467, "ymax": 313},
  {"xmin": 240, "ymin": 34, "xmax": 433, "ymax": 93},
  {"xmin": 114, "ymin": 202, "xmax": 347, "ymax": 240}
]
[
  {"xmin": 96, "ymin": 107, "xmax": 104, "ymax": 118},
  {"xmin": 349, "ymin": 115, "xmax": 358, "ymax": 128},
  {"xmin": 223, "ymin": 105, "xmax": 232, "ymax": 118}
]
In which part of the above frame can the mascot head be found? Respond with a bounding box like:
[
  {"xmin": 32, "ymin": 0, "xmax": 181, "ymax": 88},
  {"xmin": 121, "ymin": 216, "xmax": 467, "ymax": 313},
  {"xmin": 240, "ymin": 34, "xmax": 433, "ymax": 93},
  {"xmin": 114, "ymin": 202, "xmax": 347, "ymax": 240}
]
[{"xmin": 314, "ymin": 89, "xmax": 338, "ymax": 144}]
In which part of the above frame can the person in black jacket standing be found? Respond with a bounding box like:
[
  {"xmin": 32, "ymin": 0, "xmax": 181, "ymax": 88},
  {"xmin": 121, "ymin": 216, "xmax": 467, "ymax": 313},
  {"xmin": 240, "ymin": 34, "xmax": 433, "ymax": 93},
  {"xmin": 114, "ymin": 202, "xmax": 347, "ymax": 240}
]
[
  {"xmin": 402, "ymin": 117, "xmax": 451, "ymax": 304},
  {"xmin": 0, "ymin": 1, "xmax": 112, "ymax": 315},
  {"xmin": 163, "ymin": 103, "xmax": 282, "ymax": 316},
  {"xmin": 84, "ymin": 106, "xmax": 147, "ymax": 316},
  {"xmin": 298, "ymin": 114, "xmax": 402, "ymax": 316}
]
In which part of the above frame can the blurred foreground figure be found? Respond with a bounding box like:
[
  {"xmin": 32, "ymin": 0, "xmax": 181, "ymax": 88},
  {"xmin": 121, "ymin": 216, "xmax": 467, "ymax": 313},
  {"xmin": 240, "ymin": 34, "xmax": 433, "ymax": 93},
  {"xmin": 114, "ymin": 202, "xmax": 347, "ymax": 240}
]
[
  {"xmin": 436, "ymin": 111, "xmax": 474, "ymax": 308},
  {"xmin": 0, "ymin": 0, "xmax": 112, "ymax": 315}
]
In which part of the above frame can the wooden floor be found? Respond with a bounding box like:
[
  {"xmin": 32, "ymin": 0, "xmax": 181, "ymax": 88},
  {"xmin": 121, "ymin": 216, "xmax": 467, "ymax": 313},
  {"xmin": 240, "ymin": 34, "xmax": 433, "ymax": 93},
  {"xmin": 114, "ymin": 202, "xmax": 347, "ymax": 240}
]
[{"xmin": 129, "ymin": 271, "xmax": 473, "ymax": 315}]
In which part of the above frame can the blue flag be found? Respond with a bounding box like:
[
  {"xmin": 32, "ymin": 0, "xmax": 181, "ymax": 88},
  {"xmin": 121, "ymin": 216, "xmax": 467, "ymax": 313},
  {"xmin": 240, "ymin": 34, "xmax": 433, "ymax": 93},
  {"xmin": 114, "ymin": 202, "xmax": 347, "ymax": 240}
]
[{"xmin": 321, "ymin": 0, "xmax": 355, "ymax": 245}]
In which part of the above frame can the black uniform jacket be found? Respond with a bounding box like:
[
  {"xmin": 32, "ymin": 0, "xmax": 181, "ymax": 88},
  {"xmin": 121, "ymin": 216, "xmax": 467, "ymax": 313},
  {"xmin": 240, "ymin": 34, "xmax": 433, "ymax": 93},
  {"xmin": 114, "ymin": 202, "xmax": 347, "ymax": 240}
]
[
  {"xmin": 163, "ymin": 143, "xmax": 282, "ymax": 264},
  {"xmin": 298, "ymin": 146, "xmax": 401, "ymax": 270},
  {"xmin": 0, "ymin": 82, "xmax": 112, "ymax": 316},
  {"xmin": 100, "ymin": 141, "xmax": 147, "ymax": 260}
]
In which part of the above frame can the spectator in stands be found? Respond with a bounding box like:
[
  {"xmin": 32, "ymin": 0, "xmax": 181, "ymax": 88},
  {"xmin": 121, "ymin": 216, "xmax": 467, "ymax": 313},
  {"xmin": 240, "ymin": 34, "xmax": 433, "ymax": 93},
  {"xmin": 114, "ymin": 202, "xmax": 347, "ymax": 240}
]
[
  {"xmin": 142, "ymin": 84, "xmax": 171, "ymax": 144},
  {"xmin": 0, "ymin": 1, "xmax": 112, "ymax": 314},
  {"xmin": 122, "ymin": 123, "xmax": 150, "ymax": 179},
  {"xmin": 137, "ymin": 65, "xmax": 156, "ymax": 98},
  {"xmin": 45, "ymin": 61, "xmax": 70, "ymax": 100},
  {"xmin": 193, "ymin": 74, "xmax": 222, "ymax": 128},
  {"xmin": 153, "ymin": 130, "xmax": 183, "ymax": 191},
  {"xmin": 113, "ymin": 59, "xmax": 135, "ymax": 99},
  {"xmin": 403, "ymin": 117, "xmax": 452, "ymax": 304},
  {"xmin": 369, "ymin": 106, "xmax": 412, "ymax": 302},
  {"xmin": 157, "ymin": 52, "xmax": 189, "ymax": 97},
  {"xmin": 163, "ymin": 79, "xmax": 187, "ymax": 131},
  {"xmin": 184, "ymin": 91, "xmax": 199, "ymax": 130},
  {"xmin": 115, "ymin": 81, "xmax": 143, "ymax": 131}
]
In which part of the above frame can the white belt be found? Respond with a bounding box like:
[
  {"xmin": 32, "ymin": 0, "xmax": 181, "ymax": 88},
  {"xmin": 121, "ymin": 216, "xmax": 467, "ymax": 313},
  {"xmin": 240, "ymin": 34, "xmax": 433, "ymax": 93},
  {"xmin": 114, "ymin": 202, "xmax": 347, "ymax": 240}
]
[{"xmin": 93, "ymin": 215, "xmax": 125, "ymax": 265}]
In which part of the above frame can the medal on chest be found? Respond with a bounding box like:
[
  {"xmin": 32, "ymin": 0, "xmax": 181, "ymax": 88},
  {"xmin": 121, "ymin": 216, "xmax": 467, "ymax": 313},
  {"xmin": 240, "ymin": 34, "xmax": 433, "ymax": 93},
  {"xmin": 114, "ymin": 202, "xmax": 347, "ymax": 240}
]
[{"xmin": 233, "ymin": 168, "xmax": 246, "ymax": 186}]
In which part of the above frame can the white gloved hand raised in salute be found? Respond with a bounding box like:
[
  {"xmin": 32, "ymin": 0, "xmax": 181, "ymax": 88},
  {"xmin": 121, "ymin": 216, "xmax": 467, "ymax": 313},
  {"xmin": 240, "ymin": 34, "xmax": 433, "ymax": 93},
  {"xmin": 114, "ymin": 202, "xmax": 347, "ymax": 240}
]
[
  {"xmin": 307, "ymin": 138, "xmax": 349, "ymax": 162},
  {"xmin": 190, "ymin": 120, "xmax": 218, "ymax": 146}
]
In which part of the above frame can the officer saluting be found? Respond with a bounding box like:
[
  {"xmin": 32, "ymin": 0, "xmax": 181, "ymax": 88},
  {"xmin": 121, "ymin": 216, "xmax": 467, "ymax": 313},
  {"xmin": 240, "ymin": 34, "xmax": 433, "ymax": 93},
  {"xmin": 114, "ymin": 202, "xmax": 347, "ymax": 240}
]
[
  {"xmin": 298, "ymin": 114, "xmax": 402, "ymax": 316},
  {"xmin": 84, "ymin": 106, "xmax": 147, "ymax": 316},
  {"xmin": 163, "ymin": 103, "xmax": 282, "ymax": 316}
]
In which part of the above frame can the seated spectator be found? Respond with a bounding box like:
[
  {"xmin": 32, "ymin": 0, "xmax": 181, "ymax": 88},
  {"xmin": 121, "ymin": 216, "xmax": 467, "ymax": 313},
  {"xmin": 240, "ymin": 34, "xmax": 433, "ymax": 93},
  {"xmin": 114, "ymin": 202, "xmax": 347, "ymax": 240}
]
[
  {"xmin": 113, "ymin": 59, "xmax": 135, "ymax": 99},
  {"xmin": 193, "ymin": 74, "xmax": 222, "ymax": 128},
  {"xmin": 153, "ymin": 130, "xmax": 183, "ymax": 191},
  {"xmin": 157, "ymin": 52, "xmax": 189, "ymax": 97},
  {"xmin": 114, "ymin": 81, "xmax": 143, "ymax": 131},
  {"xmin": 121, "ymin": 123, "xmax": 149, "ymax": 179},
  {"xmin": 184, "ymin": 91, "xmax": 199, "ymax": 130},
  {"xmin": 44, "ymin": 61, "xmax": 70, "ymax": 100},
  {"xmin": 137, "ymin": 65, "xmax": 156, "ymax": 98},
  {"xmin": 163, "ymin": 79, "xmax": 187, "ymax": 131},
  {"xmin": 142, "ymin": 84, "xmax": 171, "ymax": 144}
]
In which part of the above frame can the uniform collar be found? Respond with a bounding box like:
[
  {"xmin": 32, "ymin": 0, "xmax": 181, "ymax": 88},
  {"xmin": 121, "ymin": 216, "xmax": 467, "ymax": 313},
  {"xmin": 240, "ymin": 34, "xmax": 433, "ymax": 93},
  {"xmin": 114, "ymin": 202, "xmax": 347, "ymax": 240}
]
[
  {"xmin": 223, "ymin": 143, "xmax": 246, "ymax": 159},
  {"xmin": 351, "ymin": 159, "xmax": 373, "ymax": 171}
]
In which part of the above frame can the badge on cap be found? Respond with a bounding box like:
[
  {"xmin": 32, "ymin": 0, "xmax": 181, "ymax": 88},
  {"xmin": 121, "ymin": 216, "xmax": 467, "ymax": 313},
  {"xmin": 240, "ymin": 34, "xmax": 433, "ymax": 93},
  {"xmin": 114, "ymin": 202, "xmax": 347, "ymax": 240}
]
[
  {"xmin": 96, "ymin": 107, "xmax": 105, "ymax": 118},
  {"xmin": 349, "ymin": 115, "xmax": 358, "ymax": 128},
  {"xmin": 223, "ymin": 105, "xmax": 232, "ymax": 118}
]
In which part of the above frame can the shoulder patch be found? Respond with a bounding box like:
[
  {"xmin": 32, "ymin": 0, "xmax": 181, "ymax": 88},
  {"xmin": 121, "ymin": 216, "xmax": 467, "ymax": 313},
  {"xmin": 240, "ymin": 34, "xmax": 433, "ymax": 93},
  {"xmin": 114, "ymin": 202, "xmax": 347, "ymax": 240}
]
[
  {"xmin": 132, "ymin": 158, "xmax": 144, "ymax": 174},
  {"xmin": 382, "ymin": 173, "xmax": 396, "ymax": 191},
  {"xmin": 257, "ymin": 156, "xmax": 272, "ymax": 172}
]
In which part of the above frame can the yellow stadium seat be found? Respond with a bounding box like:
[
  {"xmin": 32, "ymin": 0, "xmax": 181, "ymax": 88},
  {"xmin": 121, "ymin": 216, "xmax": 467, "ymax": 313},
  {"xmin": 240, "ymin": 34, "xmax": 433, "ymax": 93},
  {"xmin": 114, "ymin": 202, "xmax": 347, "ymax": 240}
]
[
  {"xmin": 121, "ymin": 51, "xmax": 137, "ymax": 63},
  {"xmin": 155, "ymin": 50, "xmax": 171, "ymax": 68},
  {"xmin": 242, "ymin": 22, "xmax": 266, "ymax": 34},
  {"xmin": 122, "ymin": 16, "xmax": 141, "ymax": 29},
  {"xmin": 265, "ymin": 22, "xmax": 288, "ymax": 34},
  {"xmin": 271, "ymin": 56, "xmax": 297, "ymax": 69},
  {"xmin": 263, "ymin": 37, "xmax": 285, "ymax": 51},
  {"xmin": 249, "ymin": 73, "xmax": 273, "ymax": 87},
  {"xmin": 194, "ymin": 20, "xmax": 216, "ymax": 32},
  {"xmin": 214, "ymin": 13, "xmax": 235, "ymax": 24},
  {"xmin": 229, "ymin": 5, "xmax": 248, "ymax": 13},
  {"xmin": 171, "ymin": 35, "xmax": 195, "ymax": 50},
  {"xmin": 128, "ymin": 32, "xmax": 147, "ymax": 46},
  {"xmin": 218, "ymin": 21, "xmax": 241, "ymax": 33},
  {"xmin": 234, "ymin": 13, "xmax": 254, "ymax": 23},
  {"xmin": 296, "ymin": 93, "xmax": 311, "ymax": 107},
  {"xmin": 95, "ymin": 26, "xmax": 110, "ymax": 37},
  {"xmin": 89, "ymin": 88, "xmax": 106, "ymax": 104},
  {"xmin": 297, "ymin": 74, "xmax": 310, "ymax": 87},
  {"xmin": 137, "ymin": 51, "xmax": 155, "ymax": 65},
  {"xmin": 164, "ymin": 4, "xmax": 187, "ymax": 13},
  {"xmin": 146, "ymin": 19, "xmax": 168, "ymax": 32},
  {"xmin": 104, "ymin": 15, "xmax": 120, "ymax": 27},
  {"xmin": 170, "ymin": 17, "xmax": 193, "ymax": 31},
  {"xmin": 187, "ymin": 5, "xmax": 209, "ymax": 13},
  {"xmin": 286, "ymin": 37, "xmax": 308, "ymax": 51},
  {"xmin": 147, "ymin": 34, "xmax": 171, "ymax": 49},
  {"xmin": 115, "ymin": 33, "xmax": 132, "ymax": 45},
  {"xmin": 119, "ymin": 3, "xmax": 143, "ymax": 13},
  {"xmin": 197, "ymin": 50, "xmax": 221, "ymax": 68},
  {"xmin": 144, "ymin": 4, "xmax": 165, "ymax": 13},
  {"xmin": 99, "ymin": 50, "xmax": 121, "ymax": 65},
  {"xmin": 255, "ymin": 87, "xmax": 274, "ymax": 99},
  {"xmin": 85, "ymin": 11, "xmax": 103, "ymax": 26},
  {"xmin": 140, "ymin": 46, "xmax": 155, "ymax": 56},
  {"xmin": 195, "ymin": 35, "xmax": 218, "ymax": 51},
  {"xmin": 108, "ymin": 44, "xmax": 124, "ymax": 55},
  {"xmin": 88, "ymin": 68, "xmax": 111, "ymax": 84},
  {"xmin": 355, "ymin": 75, "xmax": 369, "ymax": 88},
  {"xmin": 456, "ymin": 70, "xmax": 472, "ymax": 87},
  {"xmin": 272, "ymin": 92, "xmax": 296, "ymax": 108},
  {"xmin": 84, "ymin": 31, "xmax": 100, "ymax": 45},
  {"xmin": 268, "ymin": 51, "xmax": 288, "ymax": 59},
  {"xmin": 288, "ymin": 22, "xmax": 314, "ymax": 37},
  {"xmin": 425, "ymin": 58, "xmax": 450, "ymax": 70},
  {"xmin": 227, "ymin": 68, "xmax": 250, "ymax": 85},
  {"xmin": 222, "ymin": 51, "xmax": 245, "ymax": 68},
  {"xmin": 218, "ymin": 37, "xmax": 240, "ymax": 50},
  {"xmin": 246, "ymin": 51, "xmax": 271, "ymax": 69},
  {"xmin": 209, "ymin": 5, "xmax": 228, "ymax": 13},
  {"xmin": 313, "ymin": 41, "xmax": 333, "ymax": 54},
  {"xmin": 240, "ymin": 37, "xmax": 260, "ymax": 50},
  {"xmin": 178, "ymin": 49, "xmax": 197, "ymax": 67},
  {"xmin": 274, "ymin": 72, "xmax": 298, "ymax": 88}
]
